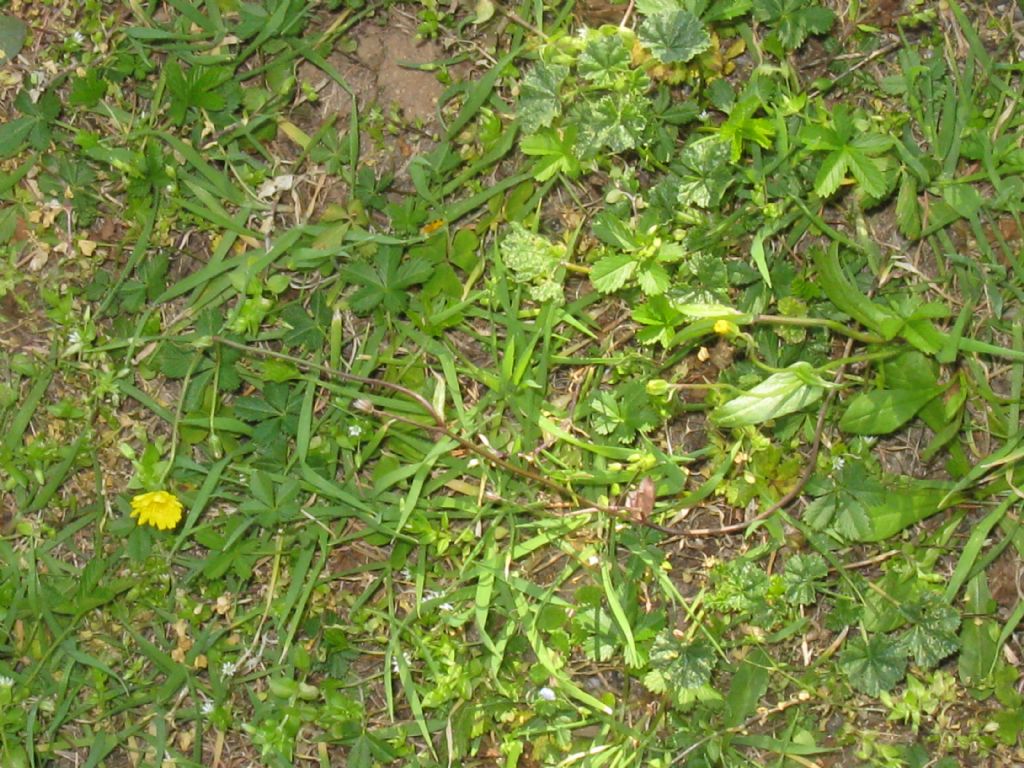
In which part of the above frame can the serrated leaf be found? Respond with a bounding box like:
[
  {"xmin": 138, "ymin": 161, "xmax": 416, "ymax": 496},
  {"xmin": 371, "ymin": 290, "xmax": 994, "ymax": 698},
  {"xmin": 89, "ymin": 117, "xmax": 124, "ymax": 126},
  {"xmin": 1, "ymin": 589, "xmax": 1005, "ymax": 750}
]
[
  {"xmin": 840, "ymin": 633, "xmax": 907, "ymax": 695},
  {"xmin": 712, "ymin": 363, "xmax": 824, "ymax": 427},
  {"xmin": 835, "ymin": 493, "xmax": 873, "ymax": 540},
  {"xmin": 814, "ymin": 150, "xmax": 849, "ymax": 198},
  {"xmin": 839, "ymin": 387, "xmax": 942, "ymax": 435},
  {"xmin": 395, "ymin": 255, "xmax": 435, "ymax": 288},
  {"xmin": 500, "ymin": 222, "xmax": 563, "ymax": 281},
  {"xmin": 638, "ymin": 10, "xmax": 710, "ymax": 64},
  {"xmin": 592, "ymin": 211, "xmax": 640, "ymax": 250},
  {"xmin": 591, "ymin": 251, "xmax": 638, "ymax": 293},
  {"xmin": 637, "ymin": 262, "xmax": 670, "ymax": 295},
  {"xmin": 847, "ymin": 148, "xmax": 889, "ymax": 198}
]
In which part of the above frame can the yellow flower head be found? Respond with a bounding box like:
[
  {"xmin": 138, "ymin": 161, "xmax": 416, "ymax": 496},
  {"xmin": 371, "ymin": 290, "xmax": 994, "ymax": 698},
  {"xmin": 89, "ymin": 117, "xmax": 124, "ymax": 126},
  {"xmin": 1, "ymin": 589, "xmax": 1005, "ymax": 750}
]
[
  {"xmin": 130, "ymin": 490, "xmax": 184, "ymax": 531},
  {"xmin": 713, "ymin": 319, "xmax": 737, "ymax": 335}
]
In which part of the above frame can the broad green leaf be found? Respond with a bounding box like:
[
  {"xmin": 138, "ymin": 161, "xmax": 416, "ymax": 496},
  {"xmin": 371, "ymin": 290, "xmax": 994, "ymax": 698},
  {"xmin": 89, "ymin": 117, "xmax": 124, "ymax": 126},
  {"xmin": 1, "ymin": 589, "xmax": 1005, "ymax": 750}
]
[
  {"xmin": 750, "ymin": 228, "xmax": 772, "ymax": 288},
  {"xmin": 0, "ymin": 14, "xmax": 27, "ymax": 61},
  {"xmin": 591, "ymin": 251, "xmax": 637, "ymax": 293},
  {"xmin": 0, "ymin": 116, "xmax": 33, "ymax": 159},
  {"xmin": 942, "ymin": 183, "xmax": 982, "ymax": 219},
  {"xmin": 472, "ymin": 0, "xmax": 495, "ymax": 23},
  {"xmin": 638, "ymin": 10, "xmax": 710, "ymax": 64},
  {"xmin": 861, "ymin": 478, "xmax": 949, "ymax": 542},
  {"xmin": 712, "ymin": 363, "xmax": 824, "ymax": 427},
  {"xmin": 839, "ymin": 387, "xmax": 942, "ymax": 435},
  {"xmin": 881, "ymin": 350, "xmax": 938, "ymax": 391},
  {"xmin": 725, "ymin": 647, "xmax": 771, "ymax": 727},
  {"xmin": 958, "ymin": 574, "xmax": 999, "ymax": 686},
  {"xmin": 754, "ymin": 0, "xmax": 835, "ymax": 51},
  {"xmin": 636, "ymin": 0, "xmax": 681, "ymax": 14},
  {"xmin": 840, "ymin": 633, "xmax": 906, "ymax": 695}
]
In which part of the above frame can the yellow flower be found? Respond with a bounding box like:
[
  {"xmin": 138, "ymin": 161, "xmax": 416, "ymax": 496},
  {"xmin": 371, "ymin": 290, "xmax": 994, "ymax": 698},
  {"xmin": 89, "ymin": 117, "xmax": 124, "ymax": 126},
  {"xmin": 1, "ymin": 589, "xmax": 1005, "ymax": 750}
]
[
  {"xmin": 131, "ymin": 490, "xmax": 184, "ymax": 531},
  {"xmin": 713, "ymin": 319, "xmax": 737, "ymax": 335}
]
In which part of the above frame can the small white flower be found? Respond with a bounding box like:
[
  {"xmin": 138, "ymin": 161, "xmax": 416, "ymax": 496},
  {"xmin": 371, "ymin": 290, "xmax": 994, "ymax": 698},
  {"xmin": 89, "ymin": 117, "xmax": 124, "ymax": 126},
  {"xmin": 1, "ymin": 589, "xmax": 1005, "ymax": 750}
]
[
  {"xmin": 0, "ymin": 676, "xmax": 13, "ymax": 688},
  {"xmin": 391, "ymin": 650, "xmax": 412, "ymax": 674},
  {"xmin": 220, "ymin": 661, "xmax": 237, "ymax": 678},
  {"xmin": 537, "ymin": 687, "xmax": 556, "ymax": 701},
  {"xmin": 72, "ymin": 31, "xmax": 85, "ymax": 44},
  {"xmin": 348, "ymin": 424, "xmax": 362, "ymax": 438},
  {"xmin": 68, "ymin": 329, "xmax": 81, "ymax": 345},
  {"xmin": 439, "ymin": 602, "xmax": 454, "ymax": 612},
  {"xmin": 699, "ymin": 111, "xmax": 710, "ymax": 120},
  {"xmin": 831, "ymin": 456, "xmax": 845, "ymax": 472},
  {"xmin": 200, "ymin": 700, "xmax": 214, "ymax": 715}
]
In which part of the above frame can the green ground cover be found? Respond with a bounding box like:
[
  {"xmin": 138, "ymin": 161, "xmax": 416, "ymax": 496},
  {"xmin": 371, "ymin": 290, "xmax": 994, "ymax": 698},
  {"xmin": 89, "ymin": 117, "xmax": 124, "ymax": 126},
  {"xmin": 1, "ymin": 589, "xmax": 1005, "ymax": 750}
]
[{"xmin": 1, "ymin": 0, "xmax": 1023, "ymax": 765}]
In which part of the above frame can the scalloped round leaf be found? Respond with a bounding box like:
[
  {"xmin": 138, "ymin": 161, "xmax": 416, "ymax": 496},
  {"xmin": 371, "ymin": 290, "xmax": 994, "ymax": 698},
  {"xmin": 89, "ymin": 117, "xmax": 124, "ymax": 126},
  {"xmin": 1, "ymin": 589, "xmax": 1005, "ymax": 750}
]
[{"xmin": 638, "ymin": 10, "xmax": 710, "ymax": 64}]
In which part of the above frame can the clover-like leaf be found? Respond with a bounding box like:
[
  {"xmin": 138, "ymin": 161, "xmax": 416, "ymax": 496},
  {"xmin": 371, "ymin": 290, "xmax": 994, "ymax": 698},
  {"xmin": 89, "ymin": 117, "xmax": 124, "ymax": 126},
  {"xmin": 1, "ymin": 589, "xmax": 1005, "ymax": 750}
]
[
  {"xmin": 840, "ymin": 633, "xmax": 907, "ymax": 696},
  {"xmin": 639, "ymin": 10, "xmax": 711, "ymax": 64}
]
